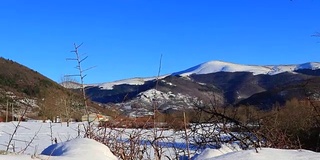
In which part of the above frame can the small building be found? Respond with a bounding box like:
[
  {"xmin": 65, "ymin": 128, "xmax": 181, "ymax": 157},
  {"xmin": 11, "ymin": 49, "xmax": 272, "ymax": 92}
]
[{"xmin": 81, "ymin": 113, "xmax": 112, "ymax": 122}]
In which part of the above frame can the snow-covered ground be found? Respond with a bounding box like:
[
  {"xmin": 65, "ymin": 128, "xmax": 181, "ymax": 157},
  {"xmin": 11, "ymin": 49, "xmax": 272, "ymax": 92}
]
[
  {"xmin": 0, "ymin": 122, "xmax": 83, "ymax": 154},
  {"xmin": 0, "ymin": 121, "xmax": 319, "ymax": 160},
  {"xmin": 0, "ymin": 122, "xmax": 188, "ymax": 159},
  {"xmin": 195, "ymin": 146, "xmax": 320, "ymax": 160}
]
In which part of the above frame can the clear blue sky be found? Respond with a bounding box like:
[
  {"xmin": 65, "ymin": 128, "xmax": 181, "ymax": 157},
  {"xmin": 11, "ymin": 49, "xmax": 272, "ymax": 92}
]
[{"xmin": 1, "ymin": 0, "xmax": 319, "ymax": 84}]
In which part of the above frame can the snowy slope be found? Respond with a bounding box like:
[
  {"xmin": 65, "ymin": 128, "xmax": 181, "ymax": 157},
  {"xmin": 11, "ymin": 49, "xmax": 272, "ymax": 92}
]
[
  {"xmin": 94, "ymin": 77, "xmax": 155, "ymax": 90},
  {"xmin": 172, "ymin": 61, "xmax": 320, "ymax": 76},
  {"xmin": 89, "ymin": 75, "xmax": 168, "ymax": 90},
  {"xmin": 62, "ymin": 77, "xmax": 156, "ymax": 90}
]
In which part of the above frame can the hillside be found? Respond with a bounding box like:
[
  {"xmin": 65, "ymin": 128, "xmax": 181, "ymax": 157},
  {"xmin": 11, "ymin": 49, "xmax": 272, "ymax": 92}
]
[
  {"xmin": 236, "ymin": 77, "xmax": 320, "ymax": 109},
  {"xmin": 0, "ymin": 57, "xmax": 109, "ymax": 121}
]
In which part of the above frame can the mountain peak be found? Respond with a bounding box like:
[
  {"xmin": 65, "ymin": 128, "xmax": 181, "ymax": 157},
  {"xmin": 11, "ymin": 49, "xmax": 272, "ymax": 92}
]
[{"xmin": 172, "ymin": 60, "xmax": 320, "ymax": 76}]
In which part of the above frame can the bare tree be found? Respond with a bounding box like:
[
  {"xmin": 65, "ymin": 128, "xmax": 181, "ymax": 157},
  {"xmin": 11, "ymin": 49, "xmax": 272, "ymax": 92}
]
[{"xmin": 66, "ymin": 43, "xmax": 95, "ymax": 137}]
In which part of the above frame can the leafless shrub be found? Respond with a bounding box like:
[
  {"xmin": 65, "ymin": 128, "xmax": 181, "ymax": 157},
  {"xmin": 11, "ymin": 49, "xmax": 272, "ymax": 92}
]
[{"xmin": 190, "ymin": 100, "xmax": 261, "ymax": 153}]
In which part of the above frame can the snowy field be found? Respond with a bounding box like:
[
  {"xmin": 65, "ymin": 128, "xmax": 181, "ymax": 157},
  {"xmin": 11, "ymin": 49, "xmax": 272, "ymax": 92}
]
[{"xmin": 0, "ymin": 121, "xmax": 319, "ymax": 160}]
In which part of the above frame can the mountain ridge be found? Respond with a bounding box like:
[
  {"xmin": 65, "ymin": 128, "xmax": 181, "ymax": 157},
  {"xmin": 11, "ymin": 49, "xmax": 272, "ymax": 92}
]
[
  {"xmin": 172, "ymin": 60, "xmax": 320, "ymax": 76},
  {"xmin": 79, "ymin": 61, "xmax": 320, "ymax": 90}
]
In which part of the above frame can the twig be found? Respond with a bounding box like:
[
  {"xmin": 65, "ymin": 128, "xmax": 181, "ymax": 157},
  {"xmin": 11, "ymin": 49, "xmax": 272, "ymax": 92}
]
[
  {"xmin": 6, "ymin": 106, "xmax": 29, "ymax": 153},
  {"xmin": 19, "ymin": 125, "xmax": 42, "ymax": 153}
]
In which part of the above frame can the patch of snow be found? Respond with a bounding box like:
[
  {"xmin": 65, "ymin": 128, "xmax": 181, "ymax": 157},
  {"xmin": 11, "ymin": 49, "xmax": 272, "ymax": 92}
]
[
  {"xmin": 137, "ymin": 89, "xmax": 194, "ymax": 106},
  {"xmin": 5, "ymin": 91, "xmax": 16, "ymax": 99},
  {"xmin": 17, "ymin": 98, "xmax": 38, "ymax": 108},
  {"xmin": 197, "ymin": 82, "xmax": 208, "ymax": 86},
  {"xmin": 60, "ymin": 81, "xmax": 82, "ymax": 89},
  {"xmin": 137, "ymin": 89, "xmax": 171, "ymax": 103},
  {"xmin": 161, "ymin": 80, "xmax": 176, "ymax": 86}
]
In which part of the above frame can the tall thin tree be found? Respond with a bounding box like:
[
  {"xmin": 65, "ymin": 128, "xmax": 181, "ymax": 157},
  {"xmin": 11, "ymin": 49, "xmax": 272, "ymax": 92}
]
[{"xmin": 66, "ymin": 43, "xmax": 95, "ymax": 137}]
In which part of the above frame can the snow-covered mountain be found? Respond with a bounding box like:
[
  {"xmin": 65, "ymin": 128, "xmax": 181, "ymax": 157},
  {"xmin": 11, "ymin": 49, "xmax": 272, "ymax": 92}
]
[
  {"xmin": 172, "ymin": 61, "xmax": 320, "ymax": 76},
  {"xmin": 60, "ymin": 60, "xmax": 320, "ymax": 116},
  {"xmin": 85, "ymin": 61, "xmax": 320, "ymax": 90}
]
